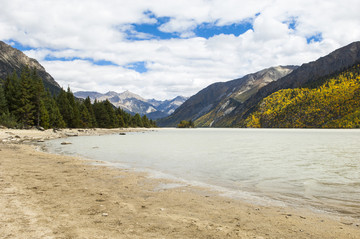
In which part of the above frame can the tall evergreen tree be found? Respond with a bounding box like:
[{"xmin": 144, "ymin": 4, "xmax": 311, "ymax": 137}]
[
  {"xmin": 3, "ymin": 71, "xmax": 21, "ymax": 115},
  {"xmin": 142, "ymin": 115, "xmax": 150, "ymax": 128},
  {"xmin": 84, "ymin": 96, "xmax": 97, "ymax": 127},
  {"xmin": 93, "ymin": 100, "xmax": 110, "ymax": 128},
  {"xmin": 31, "ymin": 69, "xmax": 47, "ymax": 127},
  {"xmin": 66, "ymin": 87, "xmax": 81, "ymax": 128},
  {"xmin": 103, "ymin": 100, "xmax": 118, "ymax": 128},
  {"xmin": 0, "ymin": 84, "xmax": 8, "ymax": 114},
  {"xmin": 17, "ymin": 67, "xmax": 36, "ymax": 127},
  {"xmin": 131, "ymin": 113, "xmax": 143, "ymax": 127},
  {"xmin": 45, "ymin": 92, "xmax": 66, "ymax": 128},
  {"xmin": 115, "ymin": 108, "xmax": 126, "ymax": 128},
  {"xmin": 39, "ymin": 100, "xmax": 50, "ymax": 129},
  {"xmin": 57, "ymin": 89, "xmax": 72, "ymax": 127},
  {"xmin": 79, "ymin": 103, "xmax": 91, "ymax": 128}
]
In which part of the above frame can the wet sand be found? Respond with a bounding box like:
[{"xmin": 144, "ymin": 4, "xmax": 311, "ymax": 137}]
[{"xmin": 0, "ymin": 128, "xmax": 359, "ymax": 238}]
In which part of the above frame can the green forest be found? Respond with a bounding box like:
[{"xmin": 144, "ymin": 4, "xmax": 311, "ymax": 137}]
[
  {"xmin": 0, "ymin": 67, "xmax": 156, "ymax": 129},
  {"xmin": 245, "ymin": 64, "xmax": 360, "ymax": 128}
]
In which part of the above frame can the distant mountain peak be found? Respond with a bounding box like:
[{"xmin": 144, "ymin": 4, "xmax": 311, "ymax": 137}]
[{"xmin": 74, "ymin": 90, "xmax": 188, "ymax": 120}]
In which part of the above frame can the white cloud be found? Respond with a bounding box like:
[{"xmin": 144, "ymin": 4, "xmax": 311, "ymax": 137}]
[{"xmin": 1, "ymin": 0, "xmax": 360, "ymax": 100}]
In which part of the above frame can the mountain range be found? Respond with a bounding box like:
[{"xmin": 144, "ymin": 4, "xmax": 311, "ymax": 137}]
[
  {"xmin": 74, "ymin": 90, "xmax": 188, "ymax": 120},
  {"xmin": 157, "ymin": 65, "xmax": 297, "ymax": 126},
  {"xmin": 0, "ymin": 40, "xmax": 187, "ymax": 120},
  {"xmin": 2, "ymin": 39, "xmax": 360, "ymax": 128},
  {"xmin": 158, "ymin": 41, "xmax": 360, "ymax": 127}
]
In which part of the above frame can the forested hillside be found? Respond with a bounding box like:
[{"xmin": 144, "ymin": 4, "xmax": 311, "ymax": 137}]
[
  {"xmin": 0, "ymin": 67, "xmax": 156, "ymax": 129},
  {"xmin": 245, "ymin": 64, "xmax": 360, "ymax": 128}
]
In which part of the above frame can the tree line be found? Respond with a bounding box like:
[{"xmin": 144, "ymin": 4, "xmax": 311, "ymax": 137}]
[
  {"xmin": 0, "ymin": 67, "xmax": 156, "ymax": 129},
  {"xmin": 245, "ymin": 64, "xmax": 360, "ymax": 128}
]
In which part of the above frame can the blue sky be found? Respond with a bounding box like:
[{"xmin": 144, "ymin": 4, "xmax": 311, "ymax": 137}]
[{"xmin": 1, "ymin": 0, "xmax": 359, "ymax": 100}]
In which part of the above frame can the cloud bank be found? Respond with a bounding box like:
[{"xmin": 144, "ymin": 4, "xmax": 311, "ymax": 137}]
[{"xmin": 1, "ymin": 0, "xmax": 359, "ymax": 99}]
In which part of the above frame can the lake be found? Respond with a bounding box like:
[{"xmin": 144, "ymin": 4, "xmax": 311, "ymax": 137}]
[{"xmin": 45, "ymin": 128, "xmax": 360, "ymax": 218}]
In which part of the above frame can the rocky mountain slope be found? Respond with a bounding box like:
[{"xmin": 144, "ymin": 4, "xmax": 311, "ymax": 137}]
[
  {"xmin": 217, "ymin": 41, "xmax": 360, "ymax": 127},
  {"xmin": 0, "ymin": 41, "xmax": 61, "ymax": 94},
  {"xmin": 157, "ymin": 65, "xmax": 297, "ymax": 127},
  {"xmin": 74, "ymin": 90, "xmax": 188, "ymax": 119}
]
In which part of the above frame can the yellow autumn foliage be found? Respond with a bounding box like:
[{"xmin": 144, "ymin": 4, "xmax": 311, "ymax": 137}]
[{"xmin": 245, "ymin": 64, "xmax": 360, "ymax": 128}]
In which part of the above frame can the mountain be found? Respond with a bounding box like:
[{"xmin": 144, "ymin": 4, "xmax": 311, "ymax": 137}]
[
  {"xmin": 245, "ymin": 64, "xmax": 360, "ymax": 128},
  {"xmin": 74, "ymin": 90, "xmax": 188, "ymax": 119},
  {"xmin": 157, "ymin": 65, "xmax": 297, "ymax": 127},
  {"xmin": 216, "ymin": 41, "xmax": 360, "ymax": 127},
  {"xmin": 0, "ymin": 41, "xmax": 61, "ymax": 94}
]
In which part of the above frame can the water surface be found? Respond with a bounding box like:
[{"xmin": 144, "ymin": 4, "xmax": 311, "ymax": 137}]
[{"xmin": 45, "ymin": 128, "xmax": 360, "ymax": 218}]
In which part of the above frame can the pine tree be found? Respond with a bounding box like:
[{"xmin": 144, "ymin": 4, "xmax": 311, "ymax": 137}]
[
  {"xmin": 0, "ymin": 84, "xmax": 8, "ymax": 114},
  {"xmin": 17, "ymin": 67, "xmax": 36, "ymax": 127},
  {"xmin": 93, "ymin": 100, "xmax": 110, "ymax": 128},
  {"xmin": 116, "ymin": 107, "xmax": 130, "ymax": 127},
  {"xmin": 45, "ymin": 92, "xmax": 66, "ymax": 128},
  {"xmin": 84, "ymin": 97, "xmax": 97, "ymax": 127},
  {"xmin": 131, "ymin": 113, "xmax": 143, "ymax": 127},
  {"xmin": 3, "ymin": 71, "xmax": 21, "ymax": 115},
  {"xmin": 103, "ymin": 100, "xmax": 118, "ymax": 128},
  {"xmin": 57, "ymin": 89, "xmax": 72, "ymax": 127},
  {"xmin": 79, "ymin": 103, "xmax": 91, "ymax": 128},
  {"xmin": 66, "ymin": 87, "xmax": 81, "ymax": 128},
  {"xmin": 142, "ymin": 115, "xmax": 150, "ymax": 128},
  {"xmin": 39, "ymin": 100, "xmax": 50, "ymax": 129},
  {"xmin": 31, "ymin": 69, "xmax": 47, "ymax": 127}
]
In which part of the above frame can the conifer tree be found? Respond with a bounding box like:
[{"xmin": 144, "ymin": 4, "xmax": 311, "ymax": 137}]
[
  {"xmin": 18, "ymin": 67, "xmax": 36, "ymax": 127},
  {"xmin": 142, "ymin": 115, "xmax": 150, "ymax": 128},
  {"xmin": 116, "ymin": 107, "xmax": 130, "ymax": 127},
  {"xmin": 84, "ymin": 96, "xmax": 97, "ymax": 127},
  {"xmin": 45, "ymin": 92, "xmax": 66, "ymax": 128},
  {"xmin": 116, "ymin": 109, "xmax": 126, "ymax": 128},
  {"xmin": 131, "ymin": 113, "xmax": 143, "ymax": 127},
  {"xmin": 93, "ymin": 100, "xmax": 110, "ymax": 128},
  {"xmin": 66, "ymin": 87, "xmax": 81, "ymax": 128},
  {"xmin": 3, "ymin": 71, "xmax": 21, "ymax": 115},
  {"xmin": 39, "ymin": 100, "xmax": 50, "ymax": 129},
  {"xmin": 79, "ymin": 103, "xmax": 91, "ymax": 128},
  {"xmin": 57, "ymin": 89, "xmax": 72, "ymax": 127},
  {"xmin": 0, "ymin": 84, "xmax": 8, "ymax": 114},
  {"xmin": 31, "ymin": 69, "xmax": 47, "ymax": 127},
  {"xmin": 103, "ymin": 100, "xmax": 118, "ymax": 128}
]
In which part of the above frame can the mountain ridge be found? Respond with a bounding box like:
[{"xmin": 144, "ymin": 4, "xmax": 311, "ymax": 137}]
[
  {"xmin": 0, "ymin": 41, "xmax": 61, "ymax": 94},
  {"xmin": 74, "ymin": 90, "xmax": 188, "ymax": 120},
  {"xmin": 157, "ymin": 65, "xmax": 297, "ymax": 127},
  {"xmin": 217, "ymin": 41, "xmax": 360, "ymax": 127}
]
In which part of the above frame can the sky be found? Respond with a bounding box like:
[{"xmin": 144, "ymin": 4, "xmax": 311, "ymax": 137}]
[{"xmin": 1, "ymin": 0, "xmax": 360, "ymax": 100}]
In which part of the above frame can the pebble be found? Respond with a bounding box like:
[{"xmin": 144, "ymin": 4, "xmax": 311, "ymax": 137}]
[
  {"xmin": 102, "ymin": 213, "xmax": 108, "ymax": 217},
  {"xmin": 61, "ymin": 141, "xmax": 72, "ymax": 145}
]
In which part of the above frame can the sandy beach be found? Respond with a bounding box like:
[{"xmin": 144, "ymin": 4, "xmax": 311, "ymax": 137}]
[{"xmin": 0, "ymin": 128, "xmax": 359, "ymax": 238}]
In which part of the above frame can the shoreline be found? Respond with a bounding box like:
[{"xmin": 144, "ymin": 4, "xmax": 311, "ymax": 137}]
[{"xmin": 1, "ymin": 128, "xmax": 360, "ymax": 238}]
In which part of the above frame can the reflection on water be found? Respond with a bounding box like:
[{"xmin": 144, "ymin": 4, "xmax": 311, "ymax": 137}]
[{"xmin": 45, "ymin": 128, "xmax": 360, "ymax": 218}]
